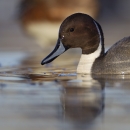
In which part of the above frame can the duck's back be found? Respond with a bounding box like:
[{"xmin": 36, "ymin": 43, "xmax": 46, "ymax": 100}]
[{"xmin": 92, "ymin": 36, "xmax": 130, "ymax": 74}]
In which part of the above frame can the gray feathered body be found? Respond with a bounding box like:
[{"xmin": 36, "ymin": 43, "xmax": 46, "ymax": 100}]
[{"xmin": 92, "ymin": 36, "xmax": 130, "ymax": 74}]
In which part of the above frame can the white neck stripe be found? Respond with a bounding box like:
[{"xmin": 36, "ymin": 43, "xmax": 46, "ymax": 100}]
[
  {"xmin": 93, "ymin": 20, "xmax": 102, "ymax": 45},
  {"xmin": 77, "ymin": 44, "xmax": 102, "ymax": 74}
]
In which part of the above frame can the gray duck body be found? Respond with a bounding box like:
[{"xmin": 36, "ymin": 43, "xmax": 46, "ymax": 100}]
[{"xmin": 92, "ymin": 37, "xmax": 130, "ymax": 74}]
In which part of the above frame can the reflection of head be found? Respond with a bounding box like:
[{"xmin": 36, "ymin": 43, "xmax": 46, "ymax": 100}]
[{"xmin": 61, "ymin": 86, "xmax": 104, "ymax": 122}]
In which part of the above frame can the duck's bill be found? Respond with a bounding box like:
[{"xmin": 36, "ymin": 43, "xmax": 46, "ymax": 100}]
[{"xmin": 41, "ymin": 39, "xmax": 67, "ymax": 65}]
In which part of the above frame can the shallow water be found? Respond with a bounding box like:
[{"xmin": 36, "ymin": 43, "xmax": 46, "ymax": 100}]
[{"xmin": 0, "ymin": 51, "xmax": 130, "ymax": 130}]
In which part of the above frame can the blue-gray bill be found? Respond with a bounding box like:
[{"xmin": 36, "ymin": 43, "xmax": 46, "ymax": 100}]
[{"xmin": 41, "ymin": 39, "xmax": 67, "ymax": 65}]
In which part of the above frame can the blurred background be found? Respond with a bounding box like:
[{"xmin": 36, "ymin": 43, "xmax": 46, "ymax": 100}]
[
  {"xmin": 0, "ymin": 0, "xmax": 130, "ymax": 53},
  {"xmin": 0, "ymin": 0, "xmax": 130, "ymax": 68}
]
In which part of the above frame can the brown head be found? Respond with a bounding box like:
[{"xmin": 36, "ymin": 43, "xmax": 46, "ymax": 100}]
[{"xmin": 41, "ymin": 13, "xmax": 104, "ymax": 65}]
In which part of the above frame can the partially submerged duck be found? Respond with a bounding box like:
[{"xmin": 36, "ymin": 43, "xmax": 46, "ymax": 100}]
[{"xmin": 41, "ymin": 13, "xmax": 130, "ymax": 74}]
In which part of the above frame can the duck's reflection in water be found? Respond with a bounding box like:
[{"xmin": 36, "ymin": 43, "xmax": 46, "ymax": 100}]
[{"xmin": 60, "ymin": 74, "xmax": 105, "ymax": 123}]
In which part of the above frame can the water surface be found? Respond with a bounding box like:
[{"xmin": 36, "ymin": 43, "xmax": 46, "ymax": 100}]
[{"xmin": 0, "ymin": 51, "xmax": 130, "ymax": 130}]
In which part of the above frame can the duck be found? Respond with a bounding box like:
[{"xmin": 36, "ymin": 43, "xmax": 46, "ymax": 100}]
[
  {"xmin": 41, "ymin": 13, "xmax": 130, "ymax": 74},
  {"xmin": 18, "ymin": 0, "xmax": 99, "ymax": 48}
]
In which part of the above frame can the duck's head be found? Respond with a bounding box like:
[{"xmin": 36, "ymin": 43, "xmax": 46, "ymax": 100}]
[{"xmin": 41, "ymin": 13, "xmax": 104, "ymax": 66}]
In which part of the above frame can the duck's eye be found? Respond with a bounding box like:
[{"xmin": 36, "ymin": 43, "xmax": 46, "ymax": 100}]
[{"xmin": 70, "ymin": 28, "xmax": 74, "ymax": 32}]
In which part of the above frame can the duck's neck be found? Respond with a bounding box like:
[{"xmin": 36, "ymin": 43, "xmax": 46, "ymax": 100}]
[
  {"xmin": 77, "ymin": 43, "xmax": 102, "ymax": 74},
  {"xmin": 77, "ymin": 20, "xmax": 104, "ymax": 74}
]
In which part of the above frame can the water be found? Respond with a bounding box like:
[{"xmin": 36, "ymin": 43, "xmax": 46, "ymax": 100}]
[{"xmin": 0, "ymin": 51, "xmax": 130, "ymax": 130}]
